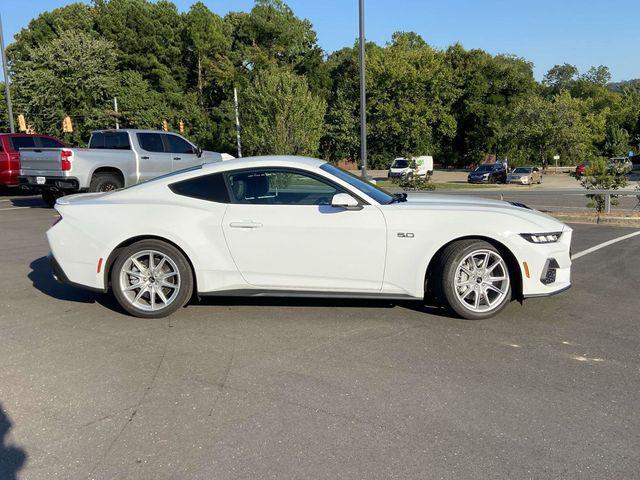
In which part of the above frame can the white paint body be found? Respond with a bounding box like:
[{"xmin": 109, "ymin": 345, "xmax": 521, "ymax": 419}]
[{"xmin": 47, "ymin": 156, "xmax": 572, "ymax": 300}]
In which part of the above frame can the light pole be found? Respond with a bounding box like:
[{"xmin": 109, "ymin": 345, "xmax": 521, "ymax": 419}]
[
  {"xmin": 358, "ymin": 0, "xmax": 367, "ymax": 178},
  {"xmin": 0, "ymin": 13, "xmax": 15, "ymax": 133}
]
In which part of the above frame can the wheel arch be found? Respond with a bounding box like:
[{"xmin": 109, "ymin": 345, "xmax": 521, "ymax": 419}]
[
  {"xmin": 90, "ymin": 166, "xmax": 125, "ymax": 187},
  {"xmin": 424, "ymin": 235, "xmax": 523, "ymax": 301},
  {"xmin": 104, "ymin": 234, "xmax": 198, "ymax": 296}
]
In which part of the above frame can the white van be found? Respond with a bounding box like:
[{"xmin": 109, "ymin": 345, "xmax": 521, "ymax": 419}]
[{"xmin": 388, "ymin": 156, "xmax": 434, "ymax": 179}]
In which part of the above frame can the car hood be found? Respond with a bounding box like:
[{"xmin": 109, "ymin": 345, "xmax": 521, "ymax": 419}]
[{"xmin": 388, "ymin": 193, "xmax": 566, "ymax": 231}]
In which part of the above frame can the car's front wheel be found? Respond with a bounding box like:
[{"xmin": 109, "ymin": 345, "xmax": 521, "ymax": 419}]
[
  {"xmin": 438, "ymin": 240, "xmax": 512, "ymax": 319},
  {"xmin": 111, "ymin": 239, "xmax": 193, "ymax": 318}
]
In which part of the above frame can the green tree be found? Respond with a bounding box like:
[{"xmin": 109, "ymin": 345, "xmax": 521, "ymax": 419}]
[
  {"xmin": 94, "ymin": 0, "xmax": 185, "ymax": 93},
  {"xmin": 183, "ymin": 2, "xmax": 233, "ymax": 105},
  {"xmin": 543, "ymin": 63, "xmax": 578, "ymax": 91},
  {"xmin": 579, "ymin": 157, "xmax": 628, "ymax": 215},
  {"xmin": 603, "ymin": 124, "xmax": 630, "ymax": 157},
  {"xmin": 239, "ymin": 68, "xmax": 326, "ymax": 156},
  {"xmin": 11, "ymin": 30, "xmax": 120, "ymax": 144},
  {"xmin": 445, "ymin": 44, "xmax": 536, "ymax": 165}
]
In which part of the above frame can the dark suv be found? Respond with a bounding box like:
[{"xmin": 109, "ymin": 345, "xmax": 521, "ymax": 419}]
[{"xmin": 467, "ymin": 163, "xmax": 507, "ymax": 184}]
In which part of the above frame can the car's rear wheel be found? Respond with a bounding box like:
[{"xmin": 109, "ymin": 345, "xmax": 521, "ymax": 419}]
[
  {"xmin": 111, "ymin": 239, "xmax": 193, "ymax": 318},
  {"xmin": 438, "ymin": 240, "xmax": 512, "ymax": 320},
  {"xmin": 42, "ymin": 191, "xmax": 61, "ymax": 207},
  {"xmin": 89, "ymin": 172, "xmax": 123, "ymax": 193}
]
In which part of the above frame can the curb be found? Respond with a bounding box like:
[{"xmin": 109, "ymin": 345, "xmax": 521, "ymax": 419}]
[{"xmin": 547, "ymin": 213, "xmax": 640, "ymax": 227}]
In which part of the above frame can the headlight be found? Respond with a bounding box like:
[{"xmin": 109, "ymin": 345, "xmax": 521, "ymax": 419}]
[
  {"xmin": 482, "ymin": 173, "xmax": 489, "ymax": 178},
  {"xmin": 520, "ymin": 232, "xmax": 562, "ymax": 244},
  {"xmin": 521, "ymin": 176, "xmax": 528, "ymax": 181}
]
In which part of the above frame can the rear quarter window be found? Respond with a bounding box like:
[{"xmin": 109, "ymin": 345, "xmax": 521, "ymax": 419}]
[
  {"xmin": 169, "ymin": 173, "xmax": 230, "ymax": 203},
  {"xmin": 9, "ymin": 137, "xmax": 36, "ymax": 150},
  {"xmin": 89, "ymin": 132, "xmax": 131, "ymax": 150}
]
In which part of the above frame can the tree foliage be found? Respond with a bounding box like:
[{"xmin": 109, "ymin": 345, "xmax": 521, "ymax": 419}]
[
  {"xmin": 239, "ymin": 69, "xmax": 325, "ymax": 156},
  {"xmin": 3, "ymin": 0, "xmax": 639, "ymax": 166}
]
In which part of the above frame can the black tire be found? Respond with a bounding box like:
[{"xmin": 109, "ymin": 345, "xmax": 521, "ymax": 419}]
[
  {"xmin": 111, "ymin": 239, "xmax": 193, "ymax": 318},
  {"xmin": 435, "ymin": 240, "xmax": 512, "ymax": 320},
  {"xmin": 42, "ymin": 191, "xmax": 60, "ymax": 207},
  {"xmin": 89, "ymin": 172, "xmax": 123, "ymax": 193}
]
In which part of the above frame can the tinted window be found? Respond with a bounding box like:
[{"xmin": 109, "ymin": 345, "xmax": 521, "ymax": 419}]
[
  {"xmin": 38, "ymin": 137, "xmax": 64, "ymax": 148},
  {"xmin": 513, "ymin": 168, "xmax": 532, "ymax": 173},
  {"xmin": 164, "ymin": 134, "xmax": 195, "ymax": 154},
  {"xmin": 227, "ymin": 169, "xmax": 342, "ymax": 205},
  {"xmin": 169, "ymin": 172, "xmax": 229, "ymax": 203},
  {"xmin": 10, "ymin": 137, "xmax": 36, "ymax": 150},
  {"xmin": 89, "ymin": 132, "xmax": 131, "ymax": 150},
  {"xmin": 320, "ymin": 163, "xmax": 392, "ymax": 205},
  {"xmin": 137, "ymin": 133, "xmax": 165, "ymax": 152},
  {"xmin": 391, "ymin": 159, "xmax": 409, "ymax": 168}
]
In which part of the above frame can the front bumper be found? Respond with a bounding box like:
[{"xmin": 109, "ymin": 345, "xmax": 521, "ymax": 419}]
[
  {"xmin": 516, "ymin": 228, "xmax": 572, "ymax": 298},
  {"xmin": 507, "ymin": 177, "xmax": 529, "ymax": 184},
  {"xmin": 468, "ymin": 177, "xmax": 489, "ymax": 184}
]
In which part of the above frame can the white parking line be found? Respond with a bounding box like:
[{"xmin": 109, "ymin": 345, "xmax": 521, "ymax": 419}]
[
  {"xmin": 572, "ymin": 230, "xmax": 640, "ymax": 260},
  {"xmin": 0, "ymin": 206, "xmax": 32, "ymax": 211}
]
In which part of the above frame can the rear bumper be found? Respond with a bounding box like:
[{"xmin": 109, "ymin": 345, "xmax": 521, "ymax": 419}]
[
  {"xmin": 19, "ymin": 175, "xmax": 80, "ymax": 192},
  {"xmin": 0, "ymin": 169, "xmax": 19, "ymax": 187},
  {"xmin": 48, "ymin": 253, "xmax": 105, "ymax": 293}
]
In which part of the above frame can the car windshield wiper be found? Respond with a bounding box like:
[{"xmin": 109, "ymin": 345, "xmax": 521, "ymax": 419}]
[{"xmin": 389, "ymin": 192, "xmax": 408, "ymax": 204}]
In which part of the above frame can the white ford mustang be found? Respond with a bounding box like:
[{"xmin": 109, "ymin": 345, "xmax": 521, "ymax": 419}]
[{"xmin": 47, "ymin": 156, "xmax": 572, "ymax": 319}]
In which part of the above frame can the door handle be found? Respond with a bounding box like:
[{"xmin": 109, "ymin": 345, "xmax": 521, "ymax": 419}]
[
  {"xmin": 229, "ymin": 221, "xmax": 263, "ymax": 229},
  {"xmin": 141, "ymin": 156, "xmax": 149, "ymax": 160},
  {"xmin": 173, "ymin": 157, "xmax": 181, "ymax": 160}
]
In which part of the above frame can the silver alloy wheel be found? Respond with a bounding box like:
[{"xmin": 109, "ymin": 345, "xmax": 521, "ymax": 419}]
[
  {"xmin": 119, "ymin": 250, "xmax": 181, "ymax": 312},
  {"xmin": 453, "ymin": 249, "xmax": 510, "ymax": 313}
]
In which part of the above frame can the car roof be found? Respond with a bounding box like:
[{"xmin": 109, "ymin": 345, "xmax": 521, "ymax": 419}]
[
  {"xmin": 202, "ymin": 155, "xmax": 327, "ymax": 172},
  {"xmin": 91, "ymin": 129, "xmax": 187, "ymax": 135}
]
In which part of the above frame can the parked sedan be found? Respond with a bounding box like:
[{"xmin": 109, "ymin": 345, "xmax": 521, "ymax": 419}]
[
  {"xmin": 467, "ymin": 164, "xmax": 507, "ymax": 184},
  {"xmin": 507, "ymin": 166, "xmax": 542, "ymax": 185},
  {"xmin": 47, "ymin": 156, "xmax": 572, "ymax": 320}
]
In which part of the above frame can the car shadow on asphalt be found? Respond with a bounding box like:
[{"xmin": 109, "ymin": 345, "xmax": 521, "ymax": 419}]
[
  {"xmin": 10, "ymin": 197, "xmax": 47, "ymax": 208},
  {"xmin": 0, "ymin": 405, "xmax": 27, "ymax": 480},
  {"xmin": 28, "ymin": 257, "xmax": 120, "ymax": 312},
  {"xmin": 196, "ymin": 296, "xmax": 457, "ymax": 318}
]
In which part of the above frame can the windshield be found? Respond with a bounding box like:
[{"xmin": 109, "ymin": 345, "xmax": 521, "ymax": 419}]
[
  {"xmin": 320, "ymin": 163, "xmax": 394, "ymax": 205},
  {"xmin": 513, "ymin": 167, "xmax": 532, "ymax": 174},
  {"xmin": 474, "ymin": 165, "xmax": 494, "ymax": 172},
  {"xmin": 391, "ymin": 159, "xmax": 409, "ymax": 168}
]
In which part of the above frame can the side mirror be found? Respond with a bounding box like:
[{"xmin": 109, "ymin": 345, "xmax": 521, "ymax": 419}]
[
  {"xmin": 331, "ymin": 193, "xmax": 362, "ymax": 210},
  {"xmin": 195, "ymin": 146, "xmax": 203, "ymax": 158}
]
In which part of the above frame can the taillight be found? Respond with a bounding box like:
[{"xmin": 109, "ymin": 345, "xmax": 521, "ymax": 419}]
[{"xmin": 60, "ymin": 150, "xmax": 72, "ymax": 171}]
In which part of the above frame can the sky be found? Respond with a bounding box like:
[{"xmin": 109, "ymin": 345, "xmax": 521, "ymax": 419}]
[{"xmin": 2, "ymin": 0, "xmax": 639, "ymax": 82}]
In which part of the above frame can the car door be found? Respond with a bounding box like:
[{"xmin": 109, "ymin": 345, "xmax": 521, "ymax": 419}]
[
  {"xmin": 221, "ymin": 167, "xmax": 387, "ymax": 291},
  {"xmin": 136, "ymin": 132, "xmax": 172, "ymax": 182},
  {"xmin": 163, "ymin": 133, "xmax": 201, "ymax": 170}
]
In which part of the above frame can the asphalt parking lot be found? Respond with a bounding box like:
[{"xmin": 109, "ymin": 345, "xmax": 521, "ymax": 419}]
[{"xmin": 1, "ymin": 194, "xmax": 639, "ymax": 479}]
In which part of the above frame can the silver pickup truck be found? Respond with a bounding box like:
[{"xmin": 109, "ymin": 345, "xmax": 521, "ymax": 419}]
[{"xmin": 19, "ymin": 129, "xmax": 229, "ymax": 206}]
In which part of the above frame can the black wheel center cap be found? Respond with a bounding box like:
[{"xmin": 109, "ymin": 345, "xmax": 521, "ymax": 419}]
[{"xmin": 476, "ymin": 277, "xmax": 483, "ymax": 283}]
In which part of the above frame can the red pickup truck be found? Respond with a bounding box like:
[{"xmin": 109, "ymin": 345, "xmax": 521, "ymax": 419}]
[{"xmin": 0, "ymin": 133, "xmax": 67, "ymax": 188}]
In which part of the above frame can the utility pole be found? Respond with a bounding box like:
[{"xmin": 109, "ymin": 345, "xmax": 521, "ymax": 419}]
[
  {"xmin": 233, "ymin": 86, "xmax": 242, "ymax": 158},
  {"xmin": 358, "ymin": 0, "xmax": 367, "ymax": 178},
  {"xmin": 0, "ymin": 13, "xmax": 15, "ymax": 133},
  {"xmin": 113, "ymin": 97, "xmax": 119, "ymax": 129}
]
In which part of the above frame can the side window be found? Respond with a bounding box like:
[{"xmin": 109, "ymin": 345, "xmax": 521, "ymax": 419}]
[
  {"xmin": 227, "ymin": 169, "xmax": 342, "ymax": 205},
  {"xmin": 164, "ymin": 134, "xmax": 195, "ymax": 154},
  {"xmin": 89, "ymin": 132, "xmax": 131, "ymax": 150},
  {"xmin": 137, "ymin": 133, "xmax": 165, "ymax": 153},
  {"xmin": 37, "ymin": 137, "xmax": 64, "ymax": 148},
  {"xmin": 9, "ymin": 137, "xmax": 36, "ymax": 150},
  {"xmin": 169, "ymin": 173, "xmax": 229, "ymax": 203}
]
